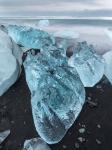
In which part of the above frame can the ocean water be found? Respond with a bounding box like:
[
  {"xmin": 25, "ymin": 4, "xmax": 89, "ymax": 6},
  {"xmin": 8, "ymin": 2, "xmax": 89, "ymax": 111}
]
[{"xmin": 1, "ymin": 18, "xmax": 112, "ymax": 26}]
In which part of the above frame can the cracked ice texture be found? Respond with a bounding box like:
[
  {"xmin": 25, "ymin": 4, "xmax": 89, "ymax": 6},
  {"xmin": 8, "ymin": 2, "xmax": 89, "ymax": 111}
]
[
  {"xmin": 24, "ymin": 45, "xmax": 85, "ymax": 144},
  {"xmin": 68, "ymin": 41, "xmax": 105, "ymax": 87},
  {"xmin": 7, "ymin": 25, "xmax": 55, "ymax": 49},
  {"xmin": 103, "ymin": 50, "xmax": 112, "ymax": 84}
]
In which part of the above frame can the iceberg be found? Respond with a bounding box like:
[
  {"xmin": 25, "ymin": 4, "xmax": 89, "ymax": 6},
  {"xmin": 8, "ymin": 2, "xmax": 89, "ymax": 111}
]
[
  {"xmin": 7, "ymin": 25, "xmax": 55, "ymax": 49},
  {"xmin": 54, "ymin": 29, "xmax": 79, "ymax": 39},
  {"xmin": 0, "ymin": 30, "xmax": 21, "ymax": 96},
  {"xmin": 38, "ymin": 20, "xmax": 50, "ymax": 28},
  {"xmin": 68, "ymin": 41, "xmax": 105, "ymax": 87},
  {"xmin": 23, "ymin": 138, "xmax": 51, "ymax": 150},
  {"xmin": 24, "ymin": 44, "xmax": 85, "ymax": 144},
  {"xmin": 103, "ymin": 50, "xmax": 112, "ymax": 84}
]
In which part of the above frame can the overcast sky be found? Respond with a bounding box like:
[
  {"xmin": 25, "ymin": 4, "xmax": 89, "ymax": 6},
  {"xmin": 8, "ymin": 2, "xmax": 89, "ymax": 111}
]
[{"xmin": 0, "ymin": 0, "xmax": 112, "ymax": 18}]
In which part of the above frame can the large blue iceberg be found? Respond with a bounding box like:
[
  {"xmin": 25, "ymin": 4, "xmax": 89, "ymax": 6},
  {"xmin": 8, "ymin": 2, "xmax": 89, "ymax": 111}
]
[
  {"xmin": 24, "ymin": 45, "xmax": 85, "ymax": 144},
  {"xmin": 68, "ymin": 41, "xmax": 105, "ymax": 87}
]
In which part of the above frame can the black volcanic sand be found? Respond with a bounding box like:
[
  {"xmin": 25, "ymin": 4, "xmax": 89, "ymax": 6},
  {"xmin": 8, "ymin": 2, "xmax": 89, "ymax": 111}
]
[{"xmin": 0, "ymin": 67, "xmax": 112, "ymax": 150}]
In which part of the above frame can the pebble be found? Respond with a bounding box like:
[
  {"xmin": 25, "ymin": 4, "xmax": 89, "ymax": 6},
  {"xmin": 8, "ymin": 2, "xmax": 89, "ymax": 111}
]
[
  {"xmin": 78, "ymin": 137, "xmax": 86, "ymax": 143},
  {"xmin": 62, "ymin": 145, "xmax": 67, "ymax": 149},
  {"xmin": 96, "ymin": 139, "xmax": 101, "ymax": 145},
  {"xmin": 97, "ymin": 124, "xmax": 101, "ymax": 128},
  {"xmin": 75, "ymin": 142, "xmax": 80, "ymax": 149},
  {"xmin": 79, "ymin": 128, "xmax": 85, "ymax": 134}
]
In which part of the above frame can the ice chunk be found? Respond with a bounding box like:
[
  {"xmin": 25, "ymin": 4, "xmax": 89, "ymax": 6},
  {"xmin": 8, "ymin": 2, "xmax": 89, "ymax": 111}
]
[
  {"xmin": 23, "ymin": 138, "xmax": 51, "ymax": 150},
  {"xmin": 24, "ymin": 46, "xmax": 85, "ymax": 144},
  {"xmin": 38, "ymin": 20, "xmax": 50, "ymax": 28},
  {"xmin": 0, "ymin": 130, "xmax": 10, "ymax": 144},
  {"xmin": 7, "ymin": 25, "xmax": 55, "ymax": 49},
  {"xmin": 103, "ymin": 50, "xmax": 112, "ymax": 84},
  {"xmin": 0, "ymin": 30, "xmax": 21, "ymax": 96},
  {"xmin": 68, "ymin": 41, "xmax": 105, "ymax": 87},
  {"xmin": 54, "ymin": 29, "xmax": 79, "ymax": 39}
]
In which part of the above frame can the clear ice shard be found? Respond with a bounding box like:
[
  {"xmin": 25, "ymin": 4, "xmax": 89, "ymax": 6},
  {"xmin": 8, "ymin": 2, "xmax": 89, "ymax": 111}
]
[
  {"xmin": 0, "ymin": 29, "xmax": 21, "ymax": 96},
  {"xmin": 23, "ymin": 138, "xmax": 51, "ymax": 150},
  {"xmin": 24, "ymin": 44, "xmax": 85, "ymax": 144},
  {"xmin": 103, "ymin": 50, "xmax": 112, "ymax": 84},
  {"xmin": 7, "ymin": 25, "xmax": 55, "ymax": 49},
  {"xmin": 68, "ymin": 41, "xmax": 105, "ymax": 87}
]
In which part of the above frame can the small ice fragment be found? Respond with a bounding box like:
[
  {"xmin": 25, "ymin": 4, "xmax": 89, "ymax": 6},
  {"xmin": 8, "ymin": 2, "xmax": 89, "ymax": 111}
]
[
  {"xmin": 103, "ymin": 50, "xmax": 112, "ymax": 84},
  {"xmin": 23, "ymin": 138, "xmax": 51, "ymax": 150},
  {"xmin": 54, "ymin": 29, "xmax": 79, "ymax": 39},
  {"xmin": 0, "ymin": 130, "xmax": 10, "ymax": 144},
  {"xmin": 68, "ymin": 41, "xmax": 105, "ymax": 87},
  {"xmin": 38, "ymin": 20, "xmax": 50, "ymax": 28}
]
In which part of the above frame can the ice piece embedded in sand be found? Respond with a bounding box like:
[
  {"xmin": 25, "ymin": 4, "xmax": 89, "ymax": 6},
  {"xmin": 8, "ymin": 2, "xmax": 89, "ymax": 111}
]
[{"xmin": 23, "ymin": 138, "xmax": 51, "ymax": 150}]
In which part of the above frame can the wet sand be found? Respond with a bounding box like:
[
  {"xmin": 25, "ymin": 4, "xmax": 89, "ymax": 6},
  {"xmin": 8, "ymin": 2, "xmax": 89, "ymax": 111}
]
[{"xmin": 0, "ymin": 67, "xmax": 112, "ymax": 150}]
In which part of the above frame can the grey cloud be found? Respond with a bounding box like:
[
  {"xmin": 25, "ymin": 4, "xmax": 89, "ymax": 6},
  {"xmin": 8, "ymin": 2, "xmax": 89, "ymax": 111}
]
[{"xmin": 0, "ymin": 0, "xmax": 96, "ymax": 6}]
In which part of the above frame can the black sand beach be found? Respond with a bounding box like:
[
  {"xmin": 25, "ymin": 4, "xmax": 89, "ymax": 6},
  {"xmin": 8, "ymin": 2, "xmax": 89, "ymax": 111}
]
[{"xmin": 0, "ymin": 67, "xmax": 112, "ymax": 150}]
